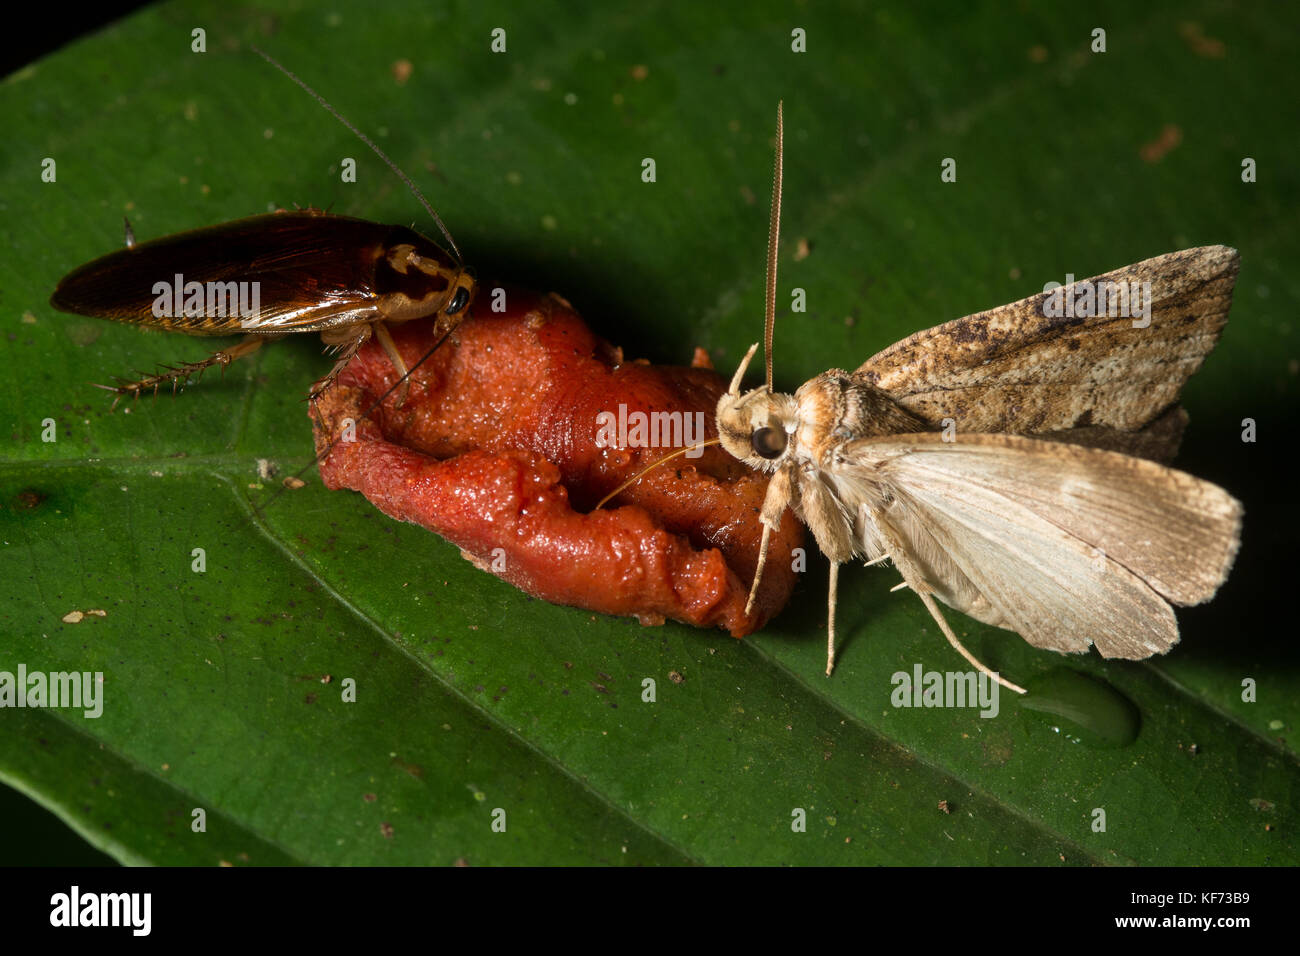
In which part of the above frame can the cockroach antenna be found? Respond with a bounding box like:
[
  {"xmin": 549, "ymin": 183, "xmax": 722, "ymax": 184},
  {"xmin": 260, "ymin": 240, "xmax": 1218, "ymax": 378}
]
[
  {"xmin": 247, "ymin": 46, "xmax": 475, "ymax": 517},
  {"xmin": 250, "ymin": 45, "xmax": 465, "ymax": 266},
  {"xmin": 255, "ymin": 322, "xmax": 462, "ymax": 518}
]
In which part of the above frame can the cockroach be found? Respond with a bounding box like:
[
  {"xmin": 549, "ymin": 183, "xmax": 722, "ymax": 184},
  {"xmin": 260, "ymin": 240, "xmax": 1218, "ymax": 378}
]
[{"xmin": 49, "ymin": 48, "xmax": 476, "ymax": 408}]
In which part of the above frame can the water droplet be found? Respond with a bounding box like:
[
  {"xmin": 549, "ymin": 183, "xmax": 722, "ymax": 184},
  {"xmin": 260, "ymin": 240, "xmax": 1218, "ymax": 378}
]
[{"xmin": 1018, "ymin": 669, "xmax": 1141, "ymax": 747}]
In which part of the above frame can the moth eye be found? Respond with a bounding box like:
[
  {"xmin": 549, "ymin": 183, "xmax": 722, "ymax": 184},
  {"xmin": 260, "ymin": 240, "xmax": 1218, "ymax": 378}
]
[
  {"xmin": 751, "ymin": 426, "xmax": 787, "ymax": 460},
  {"xmin": 446, "ymin": 286, "xmax": 470, "ymax": 315}
]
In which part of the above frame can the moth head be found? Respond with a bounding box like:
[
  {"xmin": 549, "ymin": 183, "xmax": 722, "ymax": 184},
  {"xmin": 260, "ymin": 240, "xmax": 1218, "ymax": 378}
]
[{"xmin": 716, "ymin": 343, "xmax": 798, "ymax": 470}]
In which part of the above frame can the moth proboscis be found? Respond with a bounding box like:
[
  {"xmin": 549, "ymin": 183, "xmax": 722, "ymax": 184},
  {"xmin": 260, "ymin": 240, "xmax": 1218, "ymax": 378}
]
[{"xmin": 713, "ymin": 102, "xmax": 1242, "ymax": 694}]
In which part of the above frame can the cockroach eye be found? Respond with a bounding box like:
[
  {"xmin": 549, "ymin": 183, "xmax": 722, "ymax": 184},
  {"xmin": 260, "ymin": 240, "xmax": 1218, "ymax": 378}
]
[
  {"xmin": 751, "ymin": 426, "xmax": 787, "ymax": 460},
  {"xmin": 446, "ymin": 287, "xmax": 470, "ymax": 315}
]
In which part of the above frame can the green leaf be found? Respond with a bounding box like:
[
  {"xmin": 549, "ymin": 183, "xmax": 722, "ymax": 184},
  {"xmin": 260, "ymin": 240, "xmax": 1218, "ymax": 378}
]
[{"xmin": 2, "ymin": 0, "xmax": 1295, "ymax": 865}]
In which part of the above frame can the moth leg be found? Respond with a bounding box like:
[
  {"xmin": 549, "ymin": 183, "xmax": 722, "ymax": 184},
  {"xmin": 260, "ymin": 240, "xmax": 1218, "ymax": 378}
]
[
  {"xmin": 870, "ymin": 507, "xmax": 1027, "ymax": 695},
  {"xmin": 370, "ymin": 320, "xmax": 412, "ymax": 407},
  {"xmin": 826, "ymin": 561, "xmax": 840, "ymax": 676},
  {"xmin": 915, "ymin": 590, "xmax": 1026, "ymax": 695},
  {"xmin": 313, "ymin": 324, "xmax": 373, "ymax": 402},
  {"xmin": 95, "ymin": 334, "xmax": 272, "ymax": 410},
  {"xmin": 744, "ymin": 522, "xmax": 773, "ymax": 616},
  {"xmin": 744, "ymin": 465, "xmax": 794, "ymax": 617}
]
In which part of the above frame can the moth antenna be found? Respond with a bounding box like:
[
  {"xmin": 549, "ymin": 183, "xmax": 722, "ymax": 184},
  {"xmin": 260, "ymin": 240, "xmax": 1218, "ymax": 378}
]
[
  {"xmin": 729, "ymin": 343, "xmax": 760, "ymax": 395},
  {"xmin": 251, "ymin": 45, "xmax": 466, "ymax": 266},
  {"xmin": 762, "ymin": 100, "xmax": 783, "ymax": 391},
  {"xmin": 593, "ymin": 438, "xmax": 722, "ymax": 510}
]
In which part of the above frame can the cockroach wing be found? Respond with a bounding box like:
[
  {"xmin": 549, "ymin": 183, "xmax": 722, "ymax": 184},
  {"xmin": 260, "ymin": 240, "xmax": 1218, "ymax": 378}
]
[
  {"xmin": 50, "ymin": 211, "xmax": 454, "ymax": 334},
  {"xmin": 854, "ymin": 246, "xmax": 1239, "ymax": 461},
  {"xmin": 834, "ymin": 433, "xmax": 1242, "ymax": 659}
]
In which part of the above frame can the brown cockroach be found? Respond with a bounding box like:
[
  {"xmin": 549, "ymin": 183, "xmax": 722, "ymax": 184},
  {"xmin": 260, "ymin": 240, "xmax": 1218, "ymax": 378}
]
[{"xmin": 49, "ymin": 49, "xmax": 476, "ymax": 408}]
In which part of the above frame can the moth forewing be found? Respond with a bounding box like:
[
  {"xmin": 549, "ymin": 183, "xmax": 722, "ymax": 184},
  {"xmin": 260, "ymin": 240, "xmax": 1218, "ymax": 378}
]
[{"xmin": 855, "ymin": 245, "xmax": 1240, "ymax": 462}]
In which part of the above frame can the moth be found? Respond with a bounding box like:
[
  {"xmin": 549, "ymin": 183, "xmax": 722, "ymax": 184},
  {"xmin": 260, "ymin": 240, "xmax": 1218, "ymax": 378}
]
[
  {"xmin": 716, "ymin": 104, "xmax": 1242, "ymax": 693},
  {"xmin": 49, "ymin": 48, "xmax": 476, "ymax": 408}
]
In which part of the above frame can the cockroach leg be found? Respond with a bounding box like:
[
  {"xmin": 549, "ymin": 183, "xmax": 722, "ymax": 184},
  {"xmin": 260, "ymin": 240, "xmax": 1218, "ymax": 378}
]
[
  {"xmin": 95, "ymin": 334, "xmax": 272, "ymax": 410},
  {"xmin": 312, "ymin": 324, "xmax": 373, "ymax": 402},
  {"xmin": 89, "ymin": 381, "xmax": 133, "ymax": 412},
  {"xmin": 370, "ymin": 320, "xmax": 412, "ymax": 407},
  {"xmin": 122, "ymin": 216, "xmax": 136, "ymax": 250}
]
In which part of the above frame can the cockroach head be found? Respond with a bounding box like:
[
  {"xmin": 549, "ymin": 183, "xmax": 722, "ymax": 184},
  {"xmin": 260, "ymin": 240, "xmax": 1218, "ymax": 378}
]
[
  {"xmin": 445, "ymin": 271, "xmax": 476, "ymax": 317},
  {"xmin": 716, "ymin": 343, "xmax": 798, "ymax": 471}
]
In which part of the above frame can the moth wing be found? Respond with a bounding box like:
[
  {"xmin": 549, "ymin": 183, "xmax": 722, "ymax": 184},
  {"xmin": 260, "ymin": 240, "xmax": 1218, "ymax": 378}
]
[
  {"xmin": 50, "ymin": 211, "xmax": 410, "ymax": 334},
  {"xmin": 835, "ymin": 433, "xmax": 1242, "ymax": 659},
  {"xmin": 854, "ymin": 246, "xmax": 1239, "ymax": 458}
]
